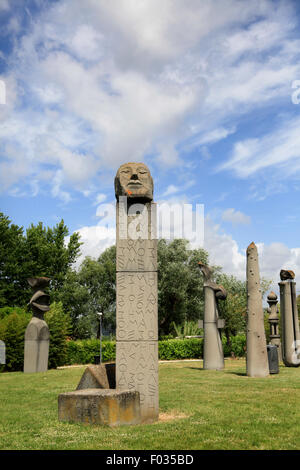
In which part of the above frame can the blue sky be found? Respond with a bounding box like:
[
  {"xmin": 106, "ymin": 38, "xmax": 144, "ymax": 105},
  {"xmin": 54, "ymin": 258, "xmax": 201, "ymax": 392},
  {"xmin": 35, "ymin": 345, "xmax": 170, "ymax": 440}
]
[{"xmin": 1, "ymin": 0, "xmax": 300, "ymax": 293}]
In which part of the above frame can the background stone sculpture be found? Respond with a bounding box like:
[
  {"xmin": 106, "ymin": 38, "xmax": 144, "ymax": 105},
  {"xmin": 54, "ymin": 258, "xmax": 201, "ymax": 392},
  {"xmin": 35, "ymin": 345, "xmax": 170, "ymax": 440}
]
[
  {"xmin": 279, "ymin": 270, "xmax": 300, "ymax": 367},
  {"xmin": 246, "ymin": 242, "xmax": 269, "ymax": 377},
  {"xmin": 198, "ymin": 262, "xmax": 226, "ymax": 370},
  {"xmin": 115, "ymin": 162, "xmax": 159, "ymax": 423},
  {"xmin": 24, "ymin": 277, "xmax": 50, "ymax": 373},
  {"xmin": 267, "ymin": 291, "xmax": 282, "ymax": 362}
]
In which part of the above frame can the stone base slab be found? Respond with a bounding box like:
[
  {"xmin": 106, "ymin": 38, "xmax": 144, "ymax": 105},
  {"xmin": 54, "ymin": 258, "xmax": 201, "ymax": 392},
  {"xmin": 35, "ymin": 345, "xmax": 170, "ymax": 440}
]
[{"xmin": 58, "ymin": 389, "xmax": 141, "ymax": 426}]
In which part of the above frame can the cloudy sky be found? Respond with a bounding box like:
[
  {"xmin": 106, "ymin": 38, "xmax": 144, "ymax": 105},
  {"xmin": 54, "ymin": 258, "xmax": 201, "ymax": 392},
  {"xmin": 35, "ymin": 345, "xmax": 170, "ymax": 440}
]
[{"xmin": 1, "ymin": 0, "xmax": 300, "ymax": 295}]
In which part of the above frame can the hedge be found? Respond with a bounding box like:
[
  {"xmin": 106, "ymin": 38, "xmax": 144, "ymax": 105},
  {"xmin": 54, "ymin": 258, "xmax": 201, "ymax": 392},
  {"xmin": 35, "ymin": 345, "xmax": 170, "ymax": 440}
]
[{"xmin": 65, "ymin": 335, "xmax": 246, "ymax": 365}]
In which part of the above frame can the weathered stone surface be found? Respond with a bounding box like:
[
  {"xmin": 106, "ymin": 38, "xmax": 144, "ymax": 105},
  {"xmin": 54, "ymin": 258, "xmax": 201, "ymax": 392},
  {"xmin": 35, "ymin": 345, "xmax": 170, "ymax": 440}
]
[
  {"xmin": 24, "ymin": 277, "xmax": 50, "ymax": 373},
  {"xmin": 267, "ymin": 291, "xmax": 282, "ymax": 362},
  {"xmin": 76, "ymin": 363, "xmax": 116, "ymax": 390},
  {"xmin": 116, "ymin": 272, "xmax": 158, "ymax": 341},
  {"xmin": 198, "ymin": 262, "xmax": 226, "ymax": 370},
  {"xmin": 279, "ymin": 280, "xmax": 300, "ymax": 367},
  {"xmin": 114, "ymin": 162, "xmax": 153, "ymax": 202},
  {"xmin": 116, "ymin": 201, "xmax": 157, "ymax": 270},
  {"xmin": 246, "ymin": 242, "xmax": 269, "ymax": 377},
  {"xmin": 115, "ymin": 163, "xmax": 158, "ymax": 424},
  {"xmin": 116, "ymin": 341, "xmax": 158, "ymax": 423},
  {"xmin": 24, "ymin": 317, "xmax": 50, "ymax": 373},
  {"xmin": 58, "ymin": 389, "xmax": 141, "ymax": 426},
  {"xmin": 0, "ymin": 340, "xmax": 5, "ymax": 365}
]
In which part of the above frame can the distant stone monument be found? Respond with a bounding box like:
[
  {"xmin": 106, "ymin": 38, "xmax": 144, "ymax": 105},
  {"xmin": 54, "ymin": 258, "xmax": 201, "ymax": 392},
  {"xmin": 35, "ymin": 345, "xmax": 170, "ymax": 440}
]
[
  {"xmin": 115, "ymin": 162, "xmax": 159, "ymax": 423},
  {"xmin": 24, "ymin": 277, "xmax": 50, "ymax": 373},
  {"xmin": 246, "ymin": 242, "xmax": 269, "ymax": 377},
  {"xmin": 267, "ymin": 291, "xmax": 282, "ymax": 362},
  {"xmin": 198, "ymin": 262, "xmax": 226, "ymax": 370},
  {"xmin": 279, "ymin": 269, "xmax": 300, "ymax": 367},
  {"xmin": 0, "ymin": 340, "xmax": 5, "ymax": 365}
]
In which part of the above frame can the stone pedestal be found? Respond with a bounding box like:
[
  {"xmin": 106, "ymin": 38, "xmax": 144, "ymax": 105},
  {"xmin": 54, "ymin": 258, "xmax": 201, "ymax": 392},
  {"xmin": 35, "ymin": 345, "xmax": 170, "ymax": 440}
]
[
  {"xmin": 116, "ymin": 199, "xmax": 159, "ymax": 423},
  {"xmin": 24, "ymin": 317, "xmax": 50, "ymax": 373},
  {"xmin": 58, "ymin": 389, "xmax": 141, "ymax": 426},
  {"xmin": 279, "ymin": 280, "xmax": 300, "ymax": 367}
]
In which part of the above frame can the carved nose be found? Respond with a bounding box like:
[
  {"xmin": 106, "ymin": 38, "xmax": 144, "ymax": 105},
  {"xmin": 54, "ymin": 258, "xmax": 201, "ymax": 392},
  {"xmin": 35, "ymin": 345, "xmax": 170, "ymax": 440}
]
[{"xmin": 130, "ymin": 173, "xmax": 139, "ymax": 180}]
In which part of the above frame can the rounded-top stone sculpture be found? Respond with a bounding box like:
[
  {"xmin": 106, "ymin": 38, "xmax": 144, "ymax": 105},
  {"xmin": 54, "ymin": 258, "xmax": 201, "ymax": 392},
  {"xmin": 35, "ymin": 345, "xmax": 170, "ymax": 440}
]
[
  {"xmin": 24, "ymin": 277, "xmax": 50, "ymax": 373},
  {"xmin": 246, "ymin": 242, "xmax": 269, "ymax": 377}
]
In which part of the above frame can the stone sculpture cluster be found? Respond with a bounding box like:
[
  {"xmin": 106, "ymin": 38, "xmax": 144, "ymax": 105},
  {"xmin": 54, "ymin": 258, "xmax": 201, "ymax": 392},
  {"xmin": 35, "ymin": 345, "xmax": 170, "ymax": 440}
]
[
  {"xmin": 24, "ymin": 277, "xmax": 50, "ymax": 373},
  {"xmin": 56, "ymin": 163, "xmax": 300, "ymax": 426}
]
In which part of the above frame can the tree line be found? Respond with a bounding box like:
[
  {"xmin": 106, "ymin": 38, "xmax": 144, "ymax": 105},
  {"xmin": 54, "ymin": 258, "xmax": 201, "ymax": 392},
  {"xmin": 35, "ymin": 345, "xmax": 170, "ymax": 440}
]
[{"xmin": 0, "ymin": 211, "xmax": 272, "ymax": 343}]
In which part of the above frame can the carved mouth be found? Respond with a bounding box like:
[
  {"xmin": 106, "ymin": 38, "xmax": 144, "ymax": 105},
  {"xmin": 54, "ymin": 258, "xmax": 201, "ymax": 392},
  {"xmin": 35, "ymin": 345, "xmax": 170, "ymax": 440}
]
[{"xmin": 128, "ymin": 181, "xmax": 143, "ymax": 186}]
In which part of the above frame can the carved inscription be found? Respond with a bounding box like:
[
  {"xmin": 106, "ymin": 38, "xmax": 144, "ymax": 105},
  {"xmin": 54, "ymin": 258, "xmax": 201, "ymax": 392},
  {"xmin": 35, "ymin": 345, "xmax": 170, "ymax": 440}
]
[
  {"xmin": 117, "ymin": 238, "xmax": 157, "ymax": 272},
  {"xmin": 116, "ymin": 341, "xmax": 159, "ymax": 422},
  {"xmin": 117, "ymin": 272, "xmax": 158, "ymax": 341}
]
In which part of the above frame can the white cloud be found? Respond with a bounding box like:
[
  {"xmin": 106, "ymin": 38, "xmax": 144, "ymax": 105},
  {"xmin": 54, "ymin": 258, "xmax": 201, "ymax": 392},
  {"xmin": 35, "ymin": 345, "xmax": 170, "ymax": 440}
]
[
  {"xmin": 222, "ymin": 208, "xmax": 251, "ymax": 226},
  {"xmin": 1, "ymin": 0, "xmax": 300, "ymax": 198},
  {"xmin": 219, "ymin": 116, "xmax": 300, "ymax": 178}
]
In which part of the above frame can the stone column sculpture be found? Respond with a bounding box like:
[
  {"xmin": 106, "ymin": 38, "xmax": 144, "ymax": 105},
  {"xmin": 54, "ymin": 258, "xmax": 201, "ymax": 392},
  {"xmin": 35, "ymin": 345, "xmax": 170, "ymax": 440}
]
[
  {"xmin": 279, "ymin": 270, "xmax": 300, "ymax": 367},
  {"xmin": 198, "ymin": 262, "xmax": 226, "ymax": 370},
  {"xmin": 267, "ymin": 291, "xmax": 282, "ymax": 362},
  {"xmin": 246, "ymin": 242, "xmax": 269, "ymax": 377},
  {"xmin": 115, "ymin": 162, "xmax": 159, "ymax": 423},
  {"xmin": 24, "ymin": 277, "xmax": 50, "ymax": 373}
]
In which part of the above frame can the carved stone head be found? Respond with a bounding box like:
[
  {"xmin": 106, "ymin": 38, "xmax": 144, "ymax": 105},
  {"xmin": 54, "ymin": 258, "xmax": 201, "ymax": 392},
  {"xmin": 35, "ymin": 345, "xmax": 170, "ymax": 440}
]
[{"xmin": 115, "ymin": 162, "xmax": 153, "ymax": 202}]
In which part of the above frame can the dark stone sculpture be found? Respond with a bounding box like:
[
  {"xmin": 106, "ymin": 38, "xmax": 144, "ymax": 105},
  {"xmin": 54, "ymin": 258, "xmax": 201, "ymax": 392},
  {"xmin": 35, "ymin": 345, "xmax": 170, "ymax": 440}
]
[{"xmin": 267, "ymin": 291, "xmax": 282, "ymax": 362}]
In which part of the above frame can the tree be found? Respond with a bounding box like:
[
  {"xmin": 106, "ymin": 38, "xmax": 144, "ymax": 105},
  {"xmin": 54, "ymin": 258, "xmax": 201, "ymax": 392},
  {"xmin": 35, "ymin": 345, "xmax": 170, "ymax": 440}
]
[
  {"xmin": 215, "ymin": 273, "xmax": 272, "ymax": 353},
  {"xmin": 0, "ymin": 213, "xmax": 82, "ymax": 307},
  {"xmin": 157, "ymin": 239, "xmax": 210, "ymax": 336},
  {"xmin": 56, "ymin": 246, "xmax": 116, "ymax": 339}
]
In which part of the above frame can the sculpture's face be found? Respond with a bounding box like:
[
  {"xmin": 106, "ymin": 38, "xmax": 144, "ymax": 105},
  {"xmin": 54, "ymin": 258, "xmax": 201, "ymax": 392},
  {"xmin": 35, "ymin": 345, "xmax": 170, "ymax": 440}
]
[{"xmin": 115, "ymin": 162, "xmax": 153, "ymax": 201}]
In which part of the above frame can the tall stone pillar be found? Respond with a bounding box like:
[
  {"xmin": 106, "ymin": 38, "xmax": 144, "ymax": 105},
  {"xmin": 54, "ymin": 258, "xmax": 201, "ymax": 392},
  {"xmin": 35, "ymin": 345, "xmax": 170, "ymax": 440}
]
[
  {"xmin": 279, "ymin": 270, "xmax": 300, "ymax": 367},
  {"xmin": 246, "ymin": 242, "xmax": 269, "ymax": 377},
  {"xmin": 267, "ymin": 291, "xmax": 282, "ymax": 362},
  {"xmin": 24, "ymin": 277, "xmax": 50, "ymax": 373},
  {"xmin": 115, "ymin": 163, "xmax": 159, "ymax": 423},
  {"xmin": 198, "ymin": 263, "xmax": 226, "ymax": 370}
]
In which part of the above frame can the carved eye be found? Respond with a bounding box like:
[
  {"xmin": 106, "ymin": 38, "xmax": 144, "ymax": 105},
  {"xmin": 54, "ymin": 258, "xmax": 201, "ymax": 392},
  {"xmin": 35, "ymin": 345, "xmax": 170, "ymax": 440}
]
[{"xmin": 121, "ymin": 169, "xmax": 130, "ymax": 174}]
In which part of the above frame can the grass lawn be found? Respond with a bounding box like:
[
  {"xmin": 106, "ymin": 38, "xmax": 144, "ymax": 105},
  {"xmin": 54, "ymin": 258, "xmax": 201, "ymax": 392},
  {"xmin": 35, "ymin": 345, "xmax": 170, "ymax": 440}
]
[{"xmin": 0, "ymin": 358, "xmax": 299, "ymax": 450}]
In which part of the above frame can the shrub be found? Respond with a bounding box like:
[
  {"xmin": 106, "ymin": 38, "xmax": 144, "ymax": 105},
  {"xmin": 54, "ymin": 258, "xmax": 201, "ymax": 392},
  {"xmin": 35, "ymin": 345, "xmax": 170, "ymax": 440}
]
[
  {"xmin": 66, "ymin": 339, "xmax": 116, "ymax": 365},
  {"xmin": 222, "ymin": 334, "xmax": 246, "ymax": 357},
  {"xmin": 159, "ymin": 338, "xmax": 203, "ymax": 360},
  {"xmin": 45, "ymin": 302, "xmax": 71, "ymax": 368},
  {"xmin": 0, "ymin": 309, "xmax": 31, "ymax": 371}
]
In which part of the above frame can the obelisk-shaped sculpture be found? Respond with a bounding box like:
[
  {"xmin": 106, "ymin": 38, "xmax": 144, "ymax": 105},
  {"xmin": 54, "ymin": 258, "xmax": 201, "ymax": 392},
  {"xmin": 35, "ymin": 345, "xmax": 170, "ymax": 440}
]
[
  {"xmin": 246, "ymin": 242, "xmax": 269, "ymax": 377},
  {"xmin": 279, "ymin": 270, "xmax": 300, "ymax": 367},
  {"xmin": 115, "ymin": 163, "xmax": 159, "ymax": 423},
  {"xmin": 267, "ymin": 291, "xmax": 282, "ymax": 362},
  {"xmin": 198, "ymin": 263, "xmax": 226, "ymax": 370},
  {"xmin": 24, "ymin": 277, "xmax": 50, "ymax": 373}
]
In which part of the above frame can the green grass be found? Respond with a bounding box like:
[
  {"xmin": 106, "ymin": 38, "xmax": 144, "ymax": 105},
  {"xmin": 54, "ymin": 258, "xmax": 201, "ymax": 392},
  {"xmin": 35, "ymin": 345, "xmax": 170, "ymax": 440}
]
[{"xmin": 0, "ymin": 358, "xmax": 300, "ymax": 450}]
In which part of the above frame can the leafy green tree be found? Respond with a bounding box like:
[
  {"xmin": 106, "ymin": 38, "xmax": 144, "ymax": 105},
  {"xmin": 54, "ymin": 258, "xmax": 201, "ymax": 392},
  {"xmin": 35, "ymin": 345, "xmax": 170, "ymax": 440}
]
[
  {"xmin": 216, "ymin": 273, "xmax": 272, "ymax": 353},
  {"xmin": 0, "ymin": 213, "xmax": 82, "ymax": 307},
  {"xmin": 56, "ymin": 246, "xmax": 116, "ymax": 339},
  {"xmin": 157, "ymin": 239, "xmax": 210, "ymax": 335}
]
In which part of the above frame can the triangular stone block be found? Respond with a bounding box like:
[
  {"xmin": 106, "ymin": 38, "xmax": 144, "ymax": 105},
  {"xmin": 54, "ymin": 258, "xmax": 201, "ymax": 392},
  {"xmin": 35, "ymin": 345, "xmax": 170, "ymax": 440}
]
[{"xmin": 76, "ymin": 363, "xmax": 115, "ymax": 390}]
